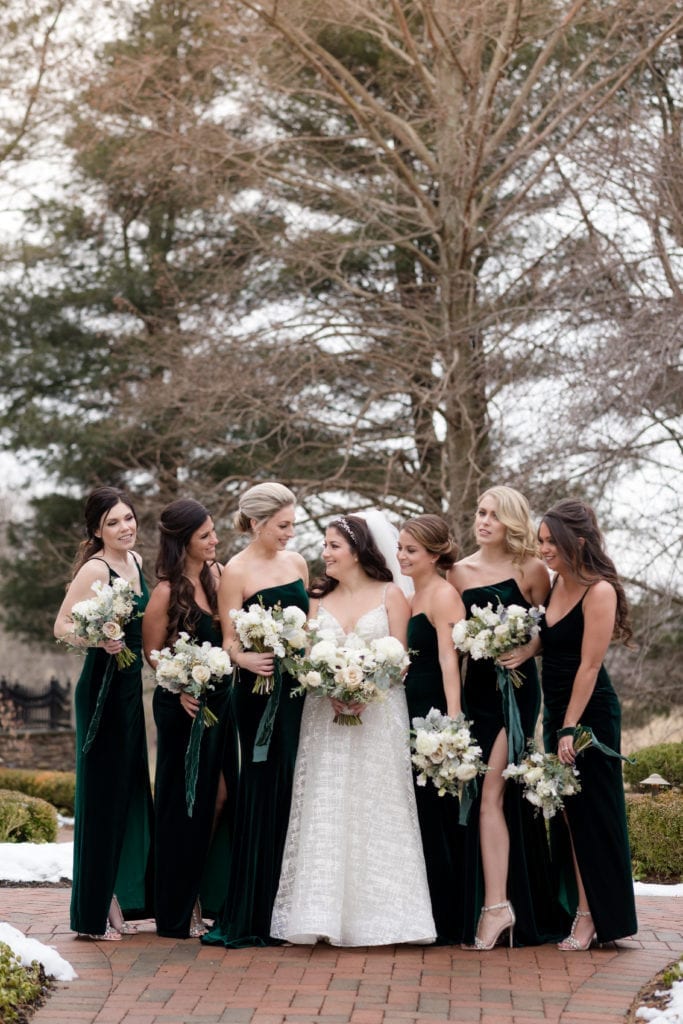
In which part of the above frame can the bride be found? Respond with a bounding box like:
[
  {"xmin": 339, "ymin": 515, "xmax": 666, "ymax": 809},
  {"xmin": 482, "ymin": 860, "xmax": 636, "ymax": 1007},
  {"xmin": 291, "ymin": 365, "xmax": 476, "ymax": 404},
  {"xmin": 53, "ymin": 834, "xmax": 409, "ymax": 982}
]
[{"xmin": 270, "ymin": 511, "xmax": 436, "ymax": 946}]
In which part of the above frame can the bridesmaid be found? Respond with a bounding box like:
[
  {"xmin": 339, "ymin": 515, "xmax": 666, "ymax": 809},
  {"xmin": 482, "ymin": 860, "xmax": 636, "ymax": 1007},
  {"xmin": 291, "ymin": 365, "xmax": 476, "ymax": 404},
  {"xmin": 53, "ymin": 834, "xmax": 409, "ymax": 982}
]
[
  {"xmin": 448, "ymin": 485, "xmax": 565, "ymax": 949},
  {"xmin": 398, "ymin": 514, "xmax": 466, "ymax": 944},
  {"xmin": 143, "ymin": 499, "xmax": 235, "ymax": 938},
  {"xmin": 54, "ymin": 486, "xmax": 153, "ymax": 940},
  {"xmin": 202, "ymin": 482, "xmax": 309, "ymax": 948},
  {"xmin": 504, "ymin": 498, "xmax": 637, "ymax": 948}
]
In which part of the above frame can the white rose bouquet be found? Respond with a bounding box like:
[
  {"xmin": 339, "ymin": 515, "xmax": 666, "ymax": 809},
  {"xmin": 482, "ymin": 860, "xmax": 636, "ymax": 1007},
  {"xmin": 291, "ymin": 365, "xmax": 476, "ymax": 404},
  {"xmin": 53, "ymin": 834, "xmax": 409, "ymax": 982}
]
[
  {"xmin": 68, "ymin": 577, "xmax": 140, "ymax": 668},
  {"xmin": 151, "ymin": 632, "xmax": 232, "ymax": 815},
  {"xmin": 502, "ymin": 747, "xmax": 582, "ymax": 819},
  {"xmin": 230, "ymin": 600, "xmax": 308, "ymax": 694},
  {"xmin": 291, "ymin": 621, "xmax": 410, "ymax": 725},
  {"xmin": 411, "ymin": 708, "xmax": 488, "ymax": 821},
  {"xmin": 451, "ymin": 601, "xmax": 544, "ymax": 688},
  {"xmin": 152, "ymin": 632, "xmax": 232, "ymax": 727}
]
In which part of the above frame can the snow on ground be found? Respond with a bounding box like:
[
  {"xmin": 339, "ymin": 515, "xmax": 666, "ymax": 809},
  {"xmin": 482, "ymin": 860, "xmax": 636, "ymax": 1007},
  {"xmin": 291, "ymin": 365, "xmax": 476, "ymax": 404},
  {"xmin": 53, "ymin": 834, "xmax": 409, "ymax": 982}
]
[
  {"xmin": 636, "ymin": 962, "xmax": 683, "ymax": 1024},
  {"xmin": 0, "ymin": 921, "xmax": 76, "ymax": 981}
]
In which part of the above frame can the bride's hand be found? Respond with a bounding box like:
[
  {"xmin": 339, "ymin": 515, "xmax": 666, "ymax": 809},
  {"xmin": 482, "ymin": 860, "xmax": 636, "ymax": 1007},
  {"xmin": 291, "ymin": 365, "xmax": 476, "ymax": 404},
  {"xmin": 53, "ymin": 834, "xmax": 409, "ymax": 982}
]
[
  {"xmin": 330, "ymin": 698, "xmax": 366, "ymax": 716},
  {"xmin": 237, "ymin": 650, "xmax": 275, "ymax": 675}
]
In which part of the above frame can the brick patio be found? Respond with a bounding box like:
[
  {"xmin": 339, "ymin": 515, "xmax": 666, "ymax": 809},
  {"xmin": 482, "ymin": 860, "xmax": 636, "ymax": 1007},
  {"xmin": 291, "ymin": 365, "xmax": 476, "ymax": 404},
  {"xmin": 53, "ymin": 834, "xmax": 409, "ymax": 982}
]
[{"xmin": 1, "ymin": 888, "xmax": 681, "ymax": 1024}]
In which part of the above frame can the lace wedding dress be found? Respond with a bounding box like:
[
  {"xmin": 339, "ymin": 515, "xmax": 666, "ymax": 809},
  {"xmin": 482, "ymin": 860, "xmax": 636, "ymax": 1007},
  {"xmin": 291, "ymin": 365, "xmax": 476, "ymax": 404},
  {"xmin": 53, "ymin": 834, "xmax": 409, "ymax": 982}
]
[{"xmin": 270, "ymin": 601, "xmax": 436, "ymax": 946}]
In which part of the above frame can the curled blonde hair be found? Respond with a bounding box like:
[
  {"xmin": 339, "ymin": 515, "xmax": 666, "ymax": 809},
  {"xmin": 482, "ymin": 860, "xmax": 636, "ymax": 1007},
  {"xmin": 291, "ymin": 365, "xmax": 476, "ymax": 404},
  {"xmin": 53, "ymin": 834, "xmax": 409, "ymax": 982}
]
[
  {"xmin": 477, "ymin": 486, "xmax": 538, "ymax": 565},
  {"xmin": 401, "ymin": 514, "xmax": 458, "ymax": 570},
  {"xmin": 234, "ymin": 481, "xmax": 296, "ymax": 533}
]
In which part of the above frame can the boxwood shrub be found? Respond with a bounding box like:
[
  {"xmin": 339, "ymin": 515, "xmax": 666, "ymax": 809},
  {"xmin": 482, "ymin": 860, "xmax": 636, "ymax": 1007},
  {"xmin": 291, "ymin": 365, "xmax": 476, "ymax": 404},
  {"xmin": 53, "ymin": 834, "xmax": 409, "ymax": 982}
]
[
  {"xmin": 0, "ymin": 768, "xmax": 75, "ymax": 815},
  {"xmin": 623, "ymin": 742, "xmax": 683, "ymax": 789},
  {"xmin": 0, "ymin": 942, "xmax": 51, "ymax": 1023},
  {"xmin": 627, "ymin": 791, "xmax": 683, "ymax": 881},
  {"xmin": 0, "ymin": 789, "xmax": 58, "ymax": 843}
]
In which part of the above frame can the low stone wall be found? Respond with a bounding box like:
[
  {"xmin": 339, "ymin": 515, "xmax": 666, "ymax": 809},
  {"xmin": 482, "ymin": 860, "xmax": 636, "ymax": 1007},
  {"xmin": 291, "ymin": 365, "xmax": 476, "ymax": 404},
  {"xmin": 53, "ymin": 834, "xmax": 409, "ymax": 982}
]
[{"xmin": 0, "ymin": 729, "xmax": 76, "ymax": 772}]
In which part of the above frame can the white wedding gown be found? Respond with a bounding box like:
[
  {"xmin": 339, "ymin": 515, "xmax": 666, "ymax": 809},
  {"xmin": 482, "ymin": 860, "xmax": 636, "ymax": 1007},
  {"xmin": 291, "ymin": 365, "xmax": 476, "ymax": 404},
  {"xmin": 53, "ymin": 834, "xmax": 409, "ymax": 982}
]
[{"xmin": 270, "ymin": 601, "xmax": 436, "ymax": 946}]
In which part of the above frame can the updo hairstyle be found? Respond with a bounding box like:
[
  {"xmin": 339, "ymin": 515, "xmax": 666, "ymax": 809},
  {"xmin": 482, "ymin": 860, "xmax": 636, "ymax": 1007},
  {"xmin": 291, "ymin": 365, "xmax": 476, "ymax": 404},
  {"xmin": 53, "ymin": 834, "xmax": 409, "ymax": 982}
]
[
  {"xmin": 401, "ymin": 514, "xmax": 458, "ymax": 570},
  {"xmin": 234, "ymin": 482, "xmax": 296, "ymax": 533}
]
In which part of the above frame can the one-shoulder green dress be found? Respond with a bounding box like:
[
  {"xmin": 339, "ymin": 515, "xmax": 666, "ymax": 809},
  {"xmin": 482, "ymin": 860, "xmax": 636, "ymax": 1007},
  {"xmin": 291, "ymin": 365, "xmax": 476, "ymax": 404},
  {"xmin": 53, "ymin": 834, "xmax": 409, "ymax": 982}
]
[
  {"xmin": 152, "ymin": 608, "xmax": 235, "ymax": 937},
  {"xmin": 202, "ymin": 579, "xmax": 309, "ymax": 948},
  {"xmin": 459, "ymin": 578, "xmax": 567, "ymax": 946},
  {"xmin": 541, "ymin": 591, "xmax": 637, "ymax": 943},
  {"xmin": 70, "ymin": 560, "xmax": 154, "ymax": 935},
  {"xmin": 404, "ymin": 613, "xmax": 464, "ymax": 944}
]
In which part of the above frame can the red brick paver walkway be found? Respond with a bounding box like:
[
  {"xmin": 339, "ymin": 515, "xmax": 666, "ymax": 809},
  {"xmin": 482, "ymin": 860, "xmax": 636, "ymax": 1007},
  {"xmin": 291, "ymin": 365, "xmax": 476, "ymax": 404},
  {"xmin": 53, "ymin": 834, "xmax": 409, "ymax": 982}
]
[{"xmin": 1, "ymin": 889, "xmax": 681, "ymax": 1024}]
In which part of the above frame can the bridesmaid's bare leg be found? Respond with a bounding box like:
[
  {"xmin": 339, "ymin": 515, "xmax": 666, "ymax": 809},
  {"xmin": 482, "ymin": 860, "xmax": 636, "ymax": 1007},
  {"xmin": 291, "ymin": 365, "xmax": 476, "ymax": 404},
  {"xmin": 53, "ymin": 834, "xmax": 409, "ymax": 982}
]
[
  {"xmin": 475, "ymin": 728, "xmax": 514, "ymax": 947},
  {"xmin": 558, "ymin": 816, "xmax": 595, "ymax": 949}
]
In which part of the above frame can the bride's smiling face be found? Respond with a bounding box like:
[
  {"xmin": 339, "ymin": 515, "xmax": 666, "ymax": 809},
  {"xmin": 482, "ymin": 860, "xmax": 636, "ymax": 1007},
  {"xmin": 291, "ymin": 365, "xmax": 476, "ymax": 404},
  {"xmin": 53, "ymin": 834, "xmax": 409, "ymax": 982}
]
[{"xmin": 322, "ymin": 527, "xmax": 356, "ymax": 580}]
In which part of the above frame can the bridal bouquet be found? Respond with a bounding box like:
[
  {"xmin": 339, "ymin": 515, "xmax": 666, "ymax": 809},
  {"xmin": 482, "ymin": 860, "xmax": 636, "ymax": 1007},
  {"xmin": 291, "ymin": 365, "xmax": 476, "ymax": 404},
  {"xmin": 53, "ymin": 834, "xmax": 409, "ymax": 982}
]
[
  {"xmin": 291, "ymin": 622, "xmax": 410, "ymax": 725},
  {"xmin": 68, "ymin": 577, "xmax": 140, "ymax": 668},
  {"xmin": 411, "ymin": 708, "xmax": 488, "ymax": 798},
  {"xmin": 230, "ymin": 601, "xmax": 308, "ymax": 694},
  {"xmin": 502, "ymin": 747, "xmax": 582, "ymax": 819},
  {"xmin": 451, "ymin": 601, "xmax": 544, "ymax": 688},
  {"xmin": 151, "ymin": 632, "xmax": 232, "ymax": 727},
  {"xmin": 151, "ymin": 633, "xmax": 232, "ymax": 815}
]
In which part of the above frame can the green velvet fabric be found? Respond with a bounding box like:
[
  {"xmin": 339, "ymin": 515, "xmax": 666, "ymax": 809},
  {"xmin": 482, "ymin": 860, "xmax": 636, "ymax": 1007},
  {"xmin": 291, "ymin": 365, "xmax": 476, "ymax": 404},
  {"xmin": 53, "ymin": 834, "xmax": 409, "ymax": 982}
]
[
  {"xmin": 70, "ymin": 563, "xmax": 153, "ymax": 935},
  {"xmin": 152, "ymin": 610, "xmax": 235, "ymax": 938},
  {"xmin": 202, "ymin": 579, "xmax": 309, "ymax": 948},
  {"xmin": 405, "ymin": 612, "xmax": 465, "ymax": 944},
  {"xmin": 541, "ymin": 595, "xmax": 637, "ymax": 943},
  {"xmin": 459, "ymin": 578, "xmax": 568, "ymax": 947}
]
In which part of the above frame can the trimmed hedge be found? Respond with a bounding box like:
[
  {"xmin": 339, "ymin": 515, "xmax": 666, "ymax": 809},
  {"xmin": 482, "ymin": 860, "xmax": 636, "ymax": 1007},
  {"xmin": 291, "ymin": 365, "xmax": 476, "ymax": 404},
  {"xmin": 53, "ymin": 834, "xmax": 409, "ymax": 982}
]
[
  {"xmin": 0, "ymin": 942, "xmax": 51, "ymax": 1023},
  {"xmin": 627, "ymin": 791, "xmax": 683, "ymax": 881},
  {"xmin": 0, "ymin": 768, "xmax": 75, "ymax": 814},
  {"xmin": 0, "ymin": 789, "xmax": 58, "ymax": 843},
  {"xmin": 623, "ymin": 742, "xmax": 683, "ymax": 790}
]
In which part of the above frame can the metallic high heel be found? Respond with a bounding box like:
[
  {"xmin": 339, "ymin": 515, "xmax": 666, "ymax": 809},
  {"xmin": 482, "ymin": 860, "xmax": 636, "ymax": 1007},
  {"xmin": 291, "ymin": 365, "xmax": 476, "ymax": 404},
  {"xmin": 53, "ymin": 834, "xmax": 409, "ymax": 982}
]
[
  {"xmin": 189, "ymin": 901, "xmax": 208, "ymax": 938},
  {"xmin": 108, "ymin": 894, "xmax": 138, "ymax": 935},
  {"xmin": 78, "ymin": 923, "xmax": 122, "ymax": 942},
  {"xmin": 558, "ymin": 909, "xmax": 596, "ymax": 951},
  {"xmin": 463, "ymin": 900, "xmax": 515, "ymax": 950}
]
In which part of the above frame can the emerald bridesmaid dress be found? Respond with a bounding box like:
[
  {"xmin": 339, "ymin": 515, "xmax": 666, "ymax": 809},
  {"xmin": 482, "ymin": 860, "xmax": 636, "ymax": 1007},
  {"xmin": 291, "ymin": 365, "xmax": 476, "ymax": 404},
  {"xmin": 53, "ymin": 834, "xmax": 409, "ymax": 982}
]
[
  {"xmin": 70, "ymin": 560, "xmax": 154, "ymax": 935},
  {"xmin": 541, "ymin": 590, "xmax": 637, "ymax": 943},
  {"xmin": 202, "ymin": 578, "xmax": 308, "ymax": 948},
  {"xmin": 405, "ymin": 613, "xmax": 464, "ymax": 943},
  {"xmin": 459, "ymin": 578, "xmax": 568, "ymax": 946},
  {"xmin": 152, "ymin": 608, "xmax": 236, "ymax": 937}
]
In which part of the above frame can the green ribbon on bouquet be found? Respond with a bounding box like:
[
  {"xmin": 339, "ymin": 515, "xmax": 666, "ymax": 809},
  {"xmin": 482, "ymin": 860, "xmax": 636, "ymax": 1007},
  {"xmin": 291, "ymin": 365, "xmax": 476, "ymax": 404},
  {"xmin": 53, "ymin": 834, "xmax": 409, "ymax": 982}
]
[
  {"xmin": 253, "ymin": 659, "xmax": 282, "ymax": 763},
  {"xmin": 495, "ymin": 665, "xmax": 526, "ymax": 765},
  {"xmin": 184, "ymin": 698, "xmax": 207, "ymax": 816},
  {"xmin": 457, "ymin": 778, "xmax": 479, "ymax": 827},
  {"xmin": 82, "ymin": 655, "xmax": 116, "ymax": 754},
  {"xmin": 557, "ymin": 724, "xmax": 636, "ymax": 764}
]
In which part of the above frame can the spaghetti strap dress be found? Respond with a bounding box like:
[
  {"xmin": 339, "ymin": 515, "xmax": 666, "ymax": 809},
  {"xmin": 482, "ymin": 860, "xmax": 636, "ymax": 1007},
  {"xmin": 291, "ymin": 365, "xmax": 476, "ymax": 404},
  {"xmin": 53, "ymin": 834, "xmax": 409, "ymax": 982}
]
[
  {"xmin": 541, "ymin": 592, "xmax": 637, "ymax": 942},
  {"xmin": 271, "ymin": 599, "xmax": 435, "ymax": 946},
  {"xmin": 404, "ymin": 612, "xmax": 464, "ymax": 943},
  {"xmin": 70, "ymin": 559, "xmax": 154, "ymax": 935},
  {"xmin": 459, "ymin": 578, "xmax": 567, "ymax": 946},
  {"xmin": 152, "ymin": 607, "xmax": 236, "ymax": 937},
  {"xmin": 202, "ymin": 578, "xmax": 308, "ymax": 948}
]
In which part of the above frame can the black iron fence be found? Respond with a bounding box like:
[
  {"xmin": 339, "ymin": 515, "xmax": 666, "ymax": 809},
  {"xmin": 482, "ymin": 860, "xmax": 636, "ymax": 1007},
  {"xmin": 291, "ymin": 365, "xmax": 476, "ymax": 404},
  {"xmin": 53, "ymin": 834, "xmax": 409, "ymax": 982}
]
[{"xmin": 0, "ymin": 676, "xmax": 72, "ymax": 730}]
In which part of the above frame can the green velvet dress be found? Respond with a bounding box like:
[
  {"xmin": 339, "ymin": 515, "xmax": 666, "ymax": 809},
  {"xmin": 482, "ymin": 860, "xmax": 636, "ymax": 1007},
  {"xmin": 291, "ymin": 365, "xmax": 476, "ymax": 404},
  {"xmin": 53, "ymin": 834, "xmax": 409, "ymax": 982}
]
[
  {"xmin": 152, "ymin": 608, "xmax": 236, "ymax": 937},
  {"xmin": 405, "ymin": 613, "xmax": 464, "ymax": 944},
  {"xmin": 70, "ymin": 560, "xmax": 154, "ymax": 935},
  {"xmin": 541, "ymin": 592, "xmax": 637, "ymax": 943},
  {"xmin": 460, "ymin": 579, "xmax": 568, "ymax": 946},
  {"xmin": 202, "ymin": 579, "xmax": 309, "ymax": 948}
]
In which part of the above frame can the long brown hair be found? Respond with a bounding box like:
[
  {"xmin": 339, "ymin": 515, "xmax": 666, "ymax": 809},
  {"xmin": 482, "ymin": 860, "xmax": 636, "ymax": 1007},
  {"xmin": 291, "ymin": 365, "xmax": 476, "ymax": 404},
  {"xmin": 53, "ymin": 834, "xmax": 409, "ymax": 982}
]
[
  {"xmin": 155, "ymin": 499, "xmax": 219, "ymax": 644},
  {"xmin": 541, "ymin": 498, "xmax": 633, "ymax": 645},
  {"xmin": 71, "ymin": 486, "xmax": 138, "ymax": 578}
]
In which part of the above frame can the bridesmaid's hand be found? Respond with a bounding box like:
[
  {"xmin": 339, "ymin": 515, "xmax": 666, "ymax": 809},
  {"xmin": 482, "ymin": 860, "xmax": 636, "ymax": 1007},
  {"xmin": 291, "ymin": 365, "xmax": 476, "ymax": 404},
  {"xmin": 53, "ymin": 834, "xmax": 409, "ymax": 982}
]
[
  {"xmin": 237, "ymin": 650, "xmax": 275, "ymax": 676},
  {"xmin": 101, "ymin": 638, "xmax": 124, "ymax": 656},
  {"xmin": 557, "ymin": 734, "xmax": 576, "ymax": 765},
  {"xmin": 180, "ymin": 693, "xmax": 200, "ymax": 719},
  {"xmin": 498, "ymin": 643, "xmax": 532, "ymax": 670}
]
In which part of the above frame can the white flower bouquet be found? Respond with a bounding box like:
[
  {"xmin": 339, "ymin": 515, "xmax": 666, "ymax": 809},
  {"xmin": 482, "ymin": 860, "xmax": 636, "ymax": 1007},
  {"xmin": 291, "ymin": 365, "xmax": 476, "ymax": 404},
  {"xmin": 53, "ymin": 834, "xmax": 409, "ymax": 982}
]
[
  {"xmin": 502, "ymin": 747, "xmax": 583, "ymax": 819},
  {"xmin": 411, "ymin": 707, "xmax": 488, "ymax": 798},
  {"xmin": 230, "ymin": 600, "xmax": 308, "ymax": 694},
  {"xmin": 451, "ymin": 601, "xmax": 544, "ymax": 687},
  {"xmin": 68, "ymin": 577, "xmax": 140, "ymax": 668},
  {"xmin": 151, "ymin": 632, "xmax": 232, "ymax": 727},
  {"xmin": 291, "ymin": 621, "xmax": 410, "ymax": 725}
]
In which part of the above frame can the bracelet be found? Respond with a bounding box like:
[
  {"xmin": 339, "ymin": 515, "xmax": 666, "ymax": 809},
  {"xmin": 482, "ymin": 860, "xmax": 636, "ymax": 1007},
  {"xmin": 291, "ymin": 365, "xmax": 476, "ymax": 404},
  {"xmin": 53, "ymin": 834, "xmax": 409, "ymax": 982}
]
[{"xmin": 557, "ymin": 726, "xmax": 576, "ymax": 738}]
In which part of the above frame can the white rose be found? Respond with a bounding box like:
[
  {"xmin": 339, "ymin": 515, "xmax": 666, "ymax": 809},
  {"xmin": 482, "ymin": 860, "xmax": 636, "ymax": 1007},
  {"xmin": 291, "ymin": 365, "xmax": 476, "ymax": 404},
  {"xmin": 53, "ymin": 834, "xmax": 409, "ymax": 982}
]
[
  {"xmin": 191, "ymin": 664, "xmax": 211, "ymax": 685},
  {"xmin": 301, "ymin": 670, "xmax": 322, "ymax": 688},
  {"xmin": 207, "ymin": 649, "xmax": 231, "ymax": 676},
  {"xmin": 102, "ymin": 620, "xmax": 124, "ymax": 640},
  {"xmin": 310, "ymin": 640, "xmax": 338, "ymax": 666},
  {"xmin": 454, "ymin": 763, "xmax": 479, "ymax": 782},
  {"xmin": 524, "ymin": 767, "xmax": 544, "ymax": 784},
  {"xmin": 451, "ymin": 619, "xmax": 468, "ymax": 646},
  {"xmin": 282, "ymin": 605, "xmax": 307, "ymax": 628},
  {"xmin": 414, "ymin": 731, "xmax": 442, "ymax": 757}
]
